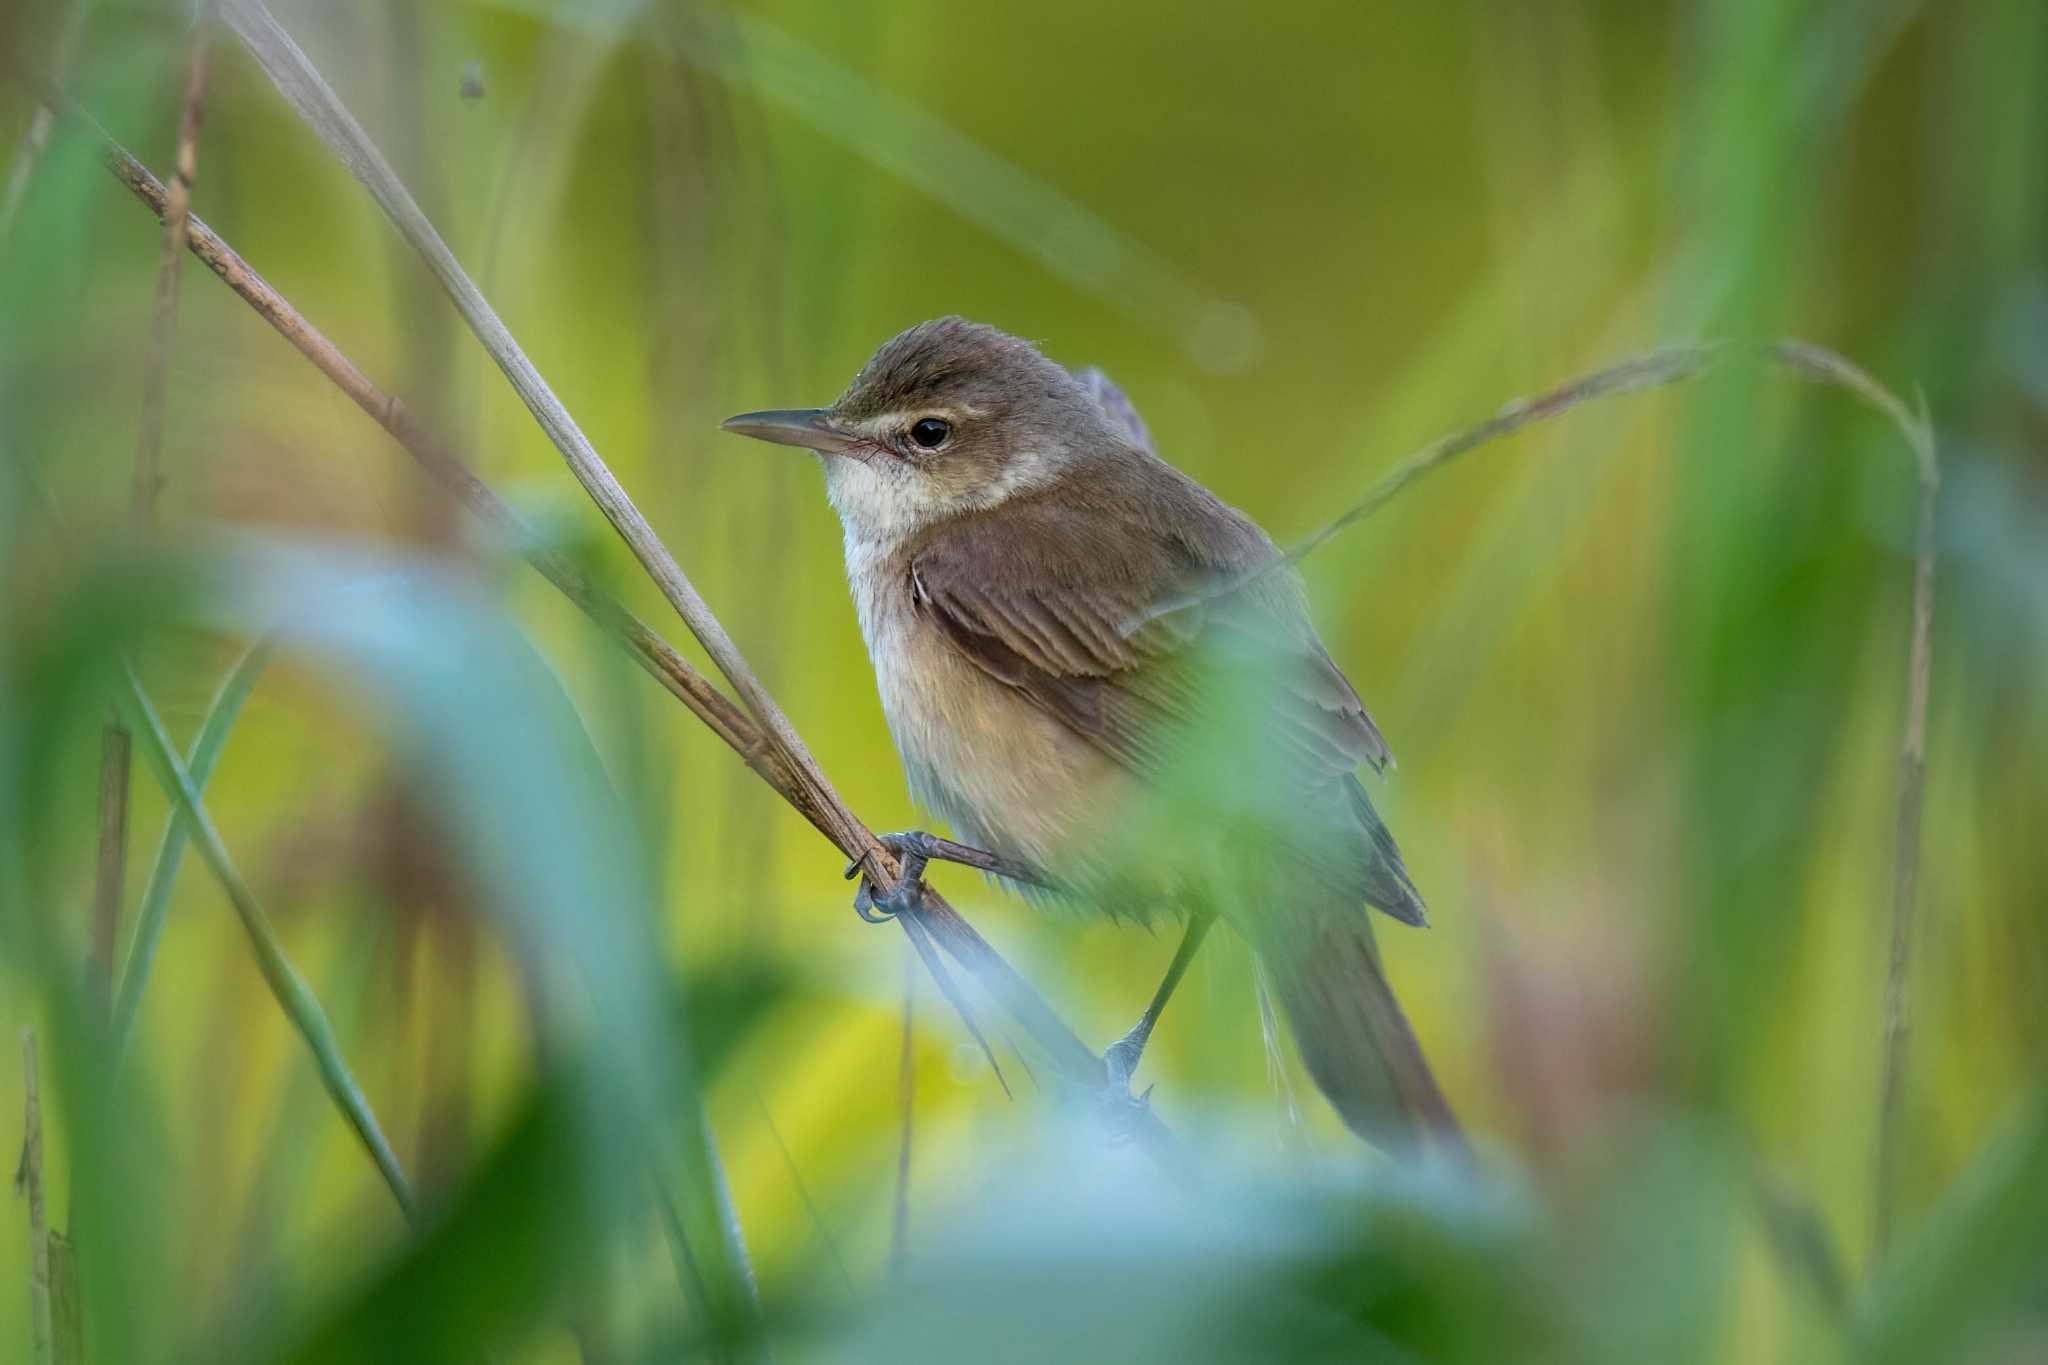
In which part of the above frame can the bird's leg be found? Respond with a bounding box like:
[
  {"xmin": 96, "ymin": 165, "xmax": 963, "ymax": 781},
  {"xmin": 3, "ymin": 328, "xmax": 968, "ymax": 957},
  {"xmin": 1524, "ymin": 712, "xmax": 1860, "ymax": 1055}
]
[
  {"xmin": 843, "ymin": 830, "xmax": 1053, "ymax": 923},
  {"xmin": 1102, "ymin": 910, "xmax": 1215, "ymax": 1096}
]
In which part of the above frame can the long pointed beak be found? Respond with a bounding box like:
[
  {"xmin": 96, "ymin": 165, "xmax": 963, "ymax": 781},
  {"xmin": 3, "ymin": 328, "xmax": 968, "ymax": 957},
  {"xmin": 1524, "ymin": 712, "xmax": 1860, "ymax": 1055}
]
[{"xmin": 718, "ymin": 408, "xmax": 858, "ymax": 454}]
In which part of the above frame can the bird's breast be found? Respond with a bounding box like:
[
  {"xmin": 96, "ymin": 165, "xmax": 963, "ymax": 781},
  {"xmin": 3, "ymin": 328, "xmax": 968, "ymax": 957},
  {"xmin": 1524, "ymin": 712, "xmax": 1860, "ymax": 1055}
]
[{"xmin": 844, "ymin": 534, "xmax": 1120, "ymax": 873}]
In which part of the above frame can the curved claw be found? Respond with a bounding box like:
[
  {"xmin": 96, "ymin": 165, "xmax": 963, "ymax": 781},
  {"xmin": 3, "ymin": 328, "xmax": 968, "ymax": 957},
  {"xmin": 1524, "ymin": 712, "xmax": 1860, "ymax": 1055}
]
[
  {"xmin": 852, "ymin": 882, "xmax": 893, "ymax": 924},
  {"xmin": 848, "ymin": 833, "xmax": 933, "ymax": 925},
  {"xmin": 852, "ymin": 864, "xmax": 926, "ymax": 924}
]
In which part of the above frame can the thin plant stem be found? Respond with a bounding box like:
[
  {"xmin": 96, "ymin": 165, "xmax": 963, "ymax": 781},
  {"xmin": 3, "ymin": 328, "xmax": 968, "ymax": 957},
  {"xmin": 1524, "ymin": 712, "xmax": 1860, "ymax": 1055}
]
[
  {"xmin": 67, "ymin": 34, "xmax": 1941, "ymax": 1222},
  {"xmin": 754, "ymin": 1097, "xmax": 855, "ymax": 1296},
  {"xmin": 214, "ymin": 0, "xmax": 881, "ymax": 918},
  {"xmin": 19, "ymin": 1032, "xmax": 52, "ymax": 1365},
  {"xmin": 0, "ymin": 0, "xmax": 93, "ymax": 243},
  {"xmin": 209, "ymin": 0, "xmax": 1159, "ymax": 1156},
  {"xmin": 49, "ymin": 79, "xmax": 1163, "ymax": 1162},
  {"xmin": 107, "ymin": 1, "xmax": 219, "ymax": 1054},
  {"xmin": 115, "ymin": 660, "xmax": 418, "ymax": 1226},
  {"xmin": 1134, "ymin": 346, "xmax": 1722, "ymax": 628},
  {"xmin": 87, "ymin": 721, "xmax": 130, "ymax": 1007},
  {"xmin": 110, "ymin": 638, "xmax": 275, "ymax": 1058},
  {"xmin": 133, "ymin": 1, "xmax": 215, "ymax": 530},
  {"xmin": 1186, "ymin": 335, "xmax": 1944, "ymax": 1248},
  {"xmin": 1760, "ymin": 345, "xmax": 1944, "ymax": 1258},
  {"xmin": 890, "ymin": 946, "xmax": 914, "ymax": 1282}
]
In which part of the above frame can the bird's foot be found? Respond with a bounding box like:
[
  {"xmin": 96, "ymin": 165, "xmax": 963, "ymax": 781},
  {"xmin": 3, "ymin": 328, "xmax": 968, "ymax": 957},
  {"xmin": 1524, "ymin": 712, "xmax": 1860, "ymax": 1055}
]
[
  {"xmin": 844, "ymin": 833, "xmax": 931, "ymax": 924},
  {"xmin": 843, "ymin": 830, "xmax": 1053, "ymax": 923},
  {"xmin": 1071, "ymin": 1019, "xmax": 1156, "ymax": 1143},
  {"xmin": 1102, "ymin": 1019, "xmax": 1153, "ymax": 1098}
]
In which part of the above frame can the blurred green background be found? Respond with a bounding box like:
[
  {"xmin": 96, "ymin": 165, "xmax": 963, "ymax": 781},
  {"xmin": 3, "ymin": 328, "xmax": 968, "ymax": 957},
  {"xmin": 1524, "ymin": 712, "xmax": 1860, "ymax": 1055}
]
[{"xmin": 2, "ymin": 0, "xmax": 2044, "ymax": 1360}]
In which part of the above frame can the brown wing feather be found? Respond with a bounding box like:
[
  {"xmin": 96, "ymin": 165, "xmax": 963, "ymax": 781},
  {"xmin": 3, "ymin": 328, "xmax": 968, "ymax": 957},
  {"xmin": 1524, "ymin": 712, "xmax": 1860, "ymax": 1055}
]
[
  {"xmin": 909, "ymin": 454, "xmax": 1385, "ymax": 776},
  {"xmin": 904, "ymin": 451, "xmax": 1422, "ymax": 921}
]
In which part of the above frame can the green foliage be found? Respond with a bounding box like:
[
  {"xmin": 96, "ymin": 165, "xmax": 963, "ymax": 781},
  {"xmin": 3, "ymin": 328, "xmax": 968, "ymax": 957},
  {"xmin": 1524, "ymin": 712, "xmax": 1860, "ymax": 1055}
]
[{"xmin": 1, "ymin": 0, "xmax": 2043, "ymax": 1362}]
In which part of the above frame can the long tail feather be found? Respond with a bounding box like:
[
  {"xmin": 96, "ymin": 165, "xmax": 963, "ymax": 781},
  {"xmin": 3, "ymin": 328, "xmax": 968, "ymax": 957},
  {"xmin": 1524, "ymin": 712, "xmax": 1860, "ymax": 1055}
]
[{"xmin": 1263, "ymin": 912, "xmax": 1464, "ymax": 1157}]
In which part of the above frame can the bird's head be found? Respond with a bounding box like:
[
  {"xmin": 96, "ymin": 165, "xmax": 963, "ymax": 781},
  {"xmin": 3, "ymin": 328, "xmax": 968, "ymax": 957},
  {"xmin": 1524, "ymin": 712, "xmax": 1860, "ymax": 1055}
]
[{"xmin": 721, "ymin": 318, "xmax": 1125, "ymax": 541}]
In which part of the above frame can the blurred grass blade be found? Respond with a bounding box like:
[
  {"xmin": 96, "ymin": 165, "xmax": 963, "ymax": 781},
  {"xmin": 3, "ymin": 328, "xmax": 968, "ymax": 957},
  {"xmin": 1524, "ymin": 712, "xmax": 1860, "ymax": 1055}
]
[
  {"xmin": 1770, "ymin": 343, "xmax": 1942, "ymax": 1257},
  {"xmin": 109, "ymin": 637, "xmax": 275, "ymax": 1056},
  {"xmin": 1853, "ymin": 1096, "xmax": 2048, "ymax": 1365},
  {"xmin": 215, "ymin": 5, "xmax": 772, "ymax": 1327},
  {"xmin": 0, "ymin": 0, "xmax": 94, "ymax": 243},
  {"xmin": 116, "ymin": 657, "xmax": 418, "ymax": 1225},
  {"xmin": 68, "ymin": 50, "xmax": 1175, "ymax": 1172},
  {"xmin": 1750, "ymin": 1168, "xmax": 1849, "ymax": 1317},
  {"xmin": 19, "ymin": 1031, "xmax": 53, "ymax": 1365},
  {"xmin": 213, "ymin": 547, "xmax": 772, "ymax": 1357},
  {"xmin": 1140, "ymin": 344, "xmax": 1723, "ymax": 626},
  {"xmin": 217, "ymin": 0, "xmax": 819, "ymax": 781},
  {"xmin": 472, "ymin": 0, "xmax": 1258, "ymax": 368},
  {"xmin": 654, "ymin": 1112, "xmax": 768, "ymax": 1364},
  {"xmin": 46, "ymin": 1232, "xmax": 82, "ymax": 1365},
  {"xmin": 667, "ymin": 4, "xmax": 1261, "ymax": 372},
  {"xmin": 273, "ymin": 1092, "xmax": 580, "ymax": 1364}
]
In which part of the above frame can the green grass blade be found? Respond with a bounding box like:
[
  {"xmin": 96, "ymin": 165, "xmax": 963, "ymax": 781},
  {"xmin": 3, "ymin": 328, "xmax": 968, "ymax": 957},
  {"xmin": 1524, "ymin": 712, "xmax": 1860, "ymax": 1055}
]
[
  {"xmin": 1853, "ymin": 1095, "xmax": 2048, "ymax": 1365},
  {"xmin": 116, "ymin": 658, "xmax": 418, "ymax": 1226},
  {"xmin": 109, "ymin": 637, "xmax": 275, "ymax": 1057}
]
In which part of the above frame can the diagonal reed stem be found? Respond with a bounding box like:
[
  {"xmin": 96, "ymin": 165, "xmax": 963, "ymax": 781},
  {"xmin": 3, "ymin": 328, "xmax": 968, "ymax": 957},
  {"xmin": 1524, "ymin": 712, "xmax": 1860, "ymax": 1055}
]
[
  {"xmin": 41, "ymin": 69, "xmax": 1148, "ymax": 1156},
  {"xmin": 46, "ymin": 28, "xmax": 1936, "ymax": 1227},
  {"xmin": 210, "ymin": 0, "xmax": 1142, "ymax": 1149}
]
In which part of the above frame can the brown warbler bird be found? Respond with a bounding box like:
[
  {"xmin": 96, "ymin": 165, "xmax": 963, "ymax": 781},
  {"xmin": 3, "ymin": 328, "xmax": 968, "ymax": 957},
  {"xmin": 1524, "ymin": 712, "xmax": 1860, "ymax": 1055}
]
[{"xmin": 723, "ymin": 318, "xmax": 1458, "ymax": 1152}]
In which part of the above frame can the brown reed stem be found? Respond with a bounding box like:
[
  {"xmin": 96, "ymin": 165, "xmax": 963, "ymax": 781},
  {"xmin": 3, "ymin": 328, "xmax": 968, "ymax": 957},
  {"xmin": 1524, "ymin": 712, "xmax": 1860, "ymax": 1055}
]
[
  {"xmin": 51, "ymin": 38, "xmax": 1938, "ymax": 1216},
  {"xmin": 134, "ymin": 2, "xmax": 214, "ymax": 530},
  {"xmin": 218, "ymin": 0, "xmax": 1184, "ymax": 1166},
  {"xmin": 87, "ymin": 723, "xmax": 130, "ymax": 1006},
  {"xmin": 66, "ymin": 92, "xmax": 1168, "ymax": 1163}
]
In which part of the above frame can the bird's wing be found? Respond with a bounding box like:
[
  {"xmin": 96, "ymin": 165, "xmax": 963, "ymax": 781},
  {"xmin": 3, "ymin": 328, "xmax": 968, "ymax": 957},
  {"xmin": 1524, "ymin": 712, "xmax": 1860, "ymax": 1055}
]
[
  {"xmin": 905, "ymin": 469, "xmax": 1392, "ymax": 791},
  {"xmin": 907, "ymin": 471, "xmax": 1423, "ymax": 922}
]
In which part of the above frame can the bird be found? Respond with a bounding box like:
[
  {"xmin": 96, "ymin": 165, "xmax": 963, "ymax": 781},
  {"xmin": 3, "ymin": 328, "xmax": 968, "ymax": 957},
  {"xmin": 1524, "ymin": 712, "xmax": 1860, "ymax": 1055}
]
[{"xmin": 722, "ymin": 318, "xmax": 1460, "ymax": 1154}]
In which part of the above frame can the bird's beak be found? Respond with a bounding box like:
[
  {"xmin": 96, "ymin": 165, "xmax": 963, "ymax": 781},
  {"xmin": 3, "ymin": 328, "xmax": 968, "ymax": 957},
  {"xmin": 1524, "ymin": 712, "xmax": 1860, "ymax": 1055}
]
[{"xmin": 718, "ymin": 408, "xmax": 858, "ymax": 454}]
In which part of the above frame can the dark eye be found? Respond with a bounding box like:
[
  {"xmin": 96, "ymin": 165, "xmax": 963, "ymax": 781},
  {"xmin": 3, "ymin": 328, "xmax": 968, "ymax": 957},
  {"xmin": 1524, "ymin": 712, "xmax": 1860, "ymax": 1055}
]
[{"xmin": 908, "ymin": 417, "xmax": 952, "ymax": 450}]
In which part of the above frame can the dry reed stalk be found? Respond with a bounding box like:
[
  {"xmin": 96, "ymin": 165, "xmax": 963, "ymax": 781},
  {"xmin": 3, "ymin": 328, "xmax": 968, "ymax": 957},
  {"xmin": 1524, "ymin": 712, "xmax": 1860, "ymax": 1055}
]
[
  {"xmin": 87, "ymin": 724, "xmax": 129, "ymax": 1006},
  {"xmin": 71, "ymin": 88, "xmax": 1171, "ymax": 1164},
  {"xmin": 36, "ymin": 44, "xmax": 1938, "ymax": 1216},
  {"xmin": 133, "ymin": 3, "xmax": 214, "ymax": 530}
]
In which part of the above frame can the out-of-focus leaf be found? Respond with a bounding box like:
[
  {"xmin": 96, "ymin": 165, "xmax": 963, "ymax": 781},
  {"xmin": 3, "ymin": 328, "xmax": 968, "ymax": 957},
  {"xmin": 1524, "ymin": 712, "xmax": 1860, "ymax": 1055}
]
[
  {"xmin": 270, "ymin": 1088, "xmax": 585, "ymax": 1365},
  {"xmin": 1853, "ymin": 1095, "xmax": 2048, "ymax": 1365},
  {"xmin": 678, "ymin": 956, "xmax": 803, "ymax": 1083},
  {"xmin": 47, "ymin": 1232, "xmax": 83, "ymax": 1365},
  {"xmin": 777, "ymin": 1133, "xmax": 1553, "ymax": 1365},
  {"xmin": 197, "ymin": 540, "xmax": 764, "ymax": 1355}
]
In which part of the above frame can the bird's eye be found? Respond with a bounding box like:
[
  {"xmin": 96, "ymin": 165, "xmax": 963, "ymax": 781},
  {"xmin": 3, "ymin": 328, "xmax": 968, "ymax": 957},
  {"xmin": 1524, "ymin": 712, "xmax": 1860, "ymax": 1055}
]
[{"xmin": 908, "ymin": 417, "xmax": 952, "ymax": 450}]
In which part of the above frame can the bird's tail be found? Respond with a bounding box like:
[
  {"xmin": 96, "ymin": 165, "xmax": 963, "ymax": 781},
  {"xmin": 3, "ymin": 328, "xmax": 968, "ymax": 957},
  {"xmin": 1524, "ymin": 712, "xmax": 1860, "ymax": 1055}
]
[{"xmin": 1262, "ymin": 913, "xmax": 1465, "ymax": 1157}]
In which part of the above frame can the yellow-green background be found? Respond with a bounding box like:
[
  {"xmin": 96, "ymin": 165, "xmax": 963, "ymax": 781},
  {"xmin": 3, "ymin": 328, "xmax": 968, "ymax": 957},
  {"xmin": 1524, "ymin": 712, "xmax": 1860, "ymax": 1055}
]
[{"xmin": 1, "ymin": 0, "xmax": 2043, "ymax": 1360}]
